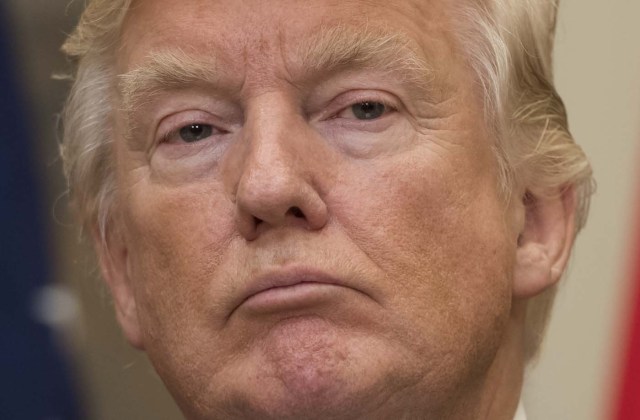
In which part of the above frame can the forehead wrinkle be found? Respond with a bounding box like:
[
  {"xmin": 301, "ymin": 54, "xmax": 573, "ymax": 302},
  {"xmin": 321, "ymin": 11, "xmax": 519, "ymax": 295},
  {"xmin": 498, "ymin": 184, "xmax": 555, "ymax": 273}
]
[{"xmin": 291, "ymin": 23, "xmax": 436, "ymax": 91}]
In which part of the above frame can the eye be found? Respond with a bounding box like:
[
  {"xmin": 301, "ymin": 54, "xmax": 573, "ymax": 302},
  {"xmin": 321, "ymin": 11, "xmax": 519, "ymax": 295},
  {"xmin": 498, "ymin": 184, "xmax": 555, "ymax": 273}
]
[
  {"xmin": 337, "ymin": 101, "xmax": 391, "ymax": 121},
  {"xmin": 179, "ymin": 123, "xmax": 214, "ymax": 143}
]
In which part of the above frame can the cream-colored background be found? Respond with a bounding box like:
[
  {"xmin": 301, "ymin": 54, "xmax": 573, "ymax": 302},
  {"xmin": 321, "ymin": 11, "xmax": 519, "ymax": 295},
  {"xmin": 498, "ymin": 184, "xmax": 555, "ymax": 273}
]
[
  {"xmin": 7, "ymin": 0, "xmax": 639, "ymax": 418},
  {"xmin": 525, "ymin": 1, "xmax": 640, "ymax": 419}
]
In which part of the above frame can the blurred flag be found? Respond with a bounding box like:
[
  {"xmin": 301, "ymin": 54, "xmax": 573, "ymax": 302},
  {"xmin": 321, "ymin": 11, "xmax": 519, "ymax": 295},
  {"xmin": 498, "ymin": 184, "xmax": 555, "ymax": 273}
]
[
  {"xmin": 614, "ymin": 188, "xmax": 640, "ymax": 419},
  {"xmin": 0, "ymin": 4, "xmax": 82, "ymax": 419}
]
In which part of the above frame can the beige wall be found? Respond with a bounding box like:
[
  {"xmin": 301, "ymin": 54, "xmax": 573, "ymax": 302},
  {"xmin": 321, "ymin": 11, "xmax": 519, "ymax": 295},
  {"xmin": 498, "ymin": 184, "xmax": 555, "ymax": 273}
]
[
  {"xmin": 524, "ymin": 0, "xmax": 640, "ymax": 419},
  {"xmin": 8, "ymin": 0, "xmax": 639, "ymax": 418}
]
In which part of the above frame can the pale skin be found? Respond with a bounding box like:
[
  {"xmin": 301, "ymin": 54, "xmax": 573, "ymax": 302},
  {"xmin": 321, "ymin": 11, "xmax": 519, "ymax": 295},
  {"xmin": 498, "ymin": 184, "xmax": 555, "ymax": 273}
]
[{"xmin": 96, "ymin": 0, "xmax": 577, "ymax": 418}]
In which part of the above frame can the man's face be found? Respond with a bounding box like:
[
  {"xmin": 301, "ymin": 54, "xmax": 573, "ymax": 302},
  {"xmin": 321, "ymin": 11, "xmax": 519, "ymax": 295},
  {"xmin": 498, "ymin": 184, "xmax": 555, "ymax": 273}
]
[{"xmin": 110, "ymin": 0, "xmax": 521, "ymax": 417}]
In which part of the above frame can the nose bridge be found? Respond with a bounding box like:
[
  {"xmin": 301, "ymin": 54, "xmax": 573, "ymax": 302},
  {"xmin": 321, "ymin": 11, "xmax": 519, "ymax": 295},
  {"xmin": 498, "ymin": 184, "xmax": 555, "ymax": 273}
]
[
  {"xmin": 232, "ymin": 91, "xmax": 328, "ymax": 239},
  {"xmin": 241, "ymin": 92, "xmax": 307, "ymax": 191}
]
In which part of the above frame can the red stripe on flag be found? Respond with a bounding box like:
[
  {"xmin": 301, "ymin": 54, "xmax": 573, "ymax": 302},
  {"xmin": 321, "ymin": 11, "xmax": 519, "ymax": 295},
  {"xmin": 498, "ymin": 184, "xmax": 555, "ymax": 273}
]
[{"xmin": 615, "ymin": 202, "xmax": 640, "ymax": 419}]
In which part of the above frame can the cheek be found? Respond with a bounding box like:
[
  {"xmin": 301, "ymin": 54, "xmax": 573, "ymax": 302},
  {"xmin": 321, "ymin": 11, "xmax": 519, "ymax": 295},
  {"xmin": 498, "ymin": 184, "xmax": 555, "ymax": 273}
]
[
  {"xmin": 121, "ymin": 179, "xmax": 235, "ymax": 337},
  {"xmin": 334, "ymin": 149, "xmax": 511, "ymax": 271},
  {"xmin": 330, "ymin": 148, "xmax": 515, "ymax": 362}
]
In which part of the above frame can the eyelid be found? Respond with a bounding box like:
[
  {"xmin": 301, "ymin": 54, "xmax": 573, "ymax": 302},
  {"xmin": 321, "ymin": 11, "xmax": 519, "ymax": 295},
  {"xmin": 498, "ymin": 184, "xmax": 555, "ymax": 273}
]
[
  {"xmin": 161, "ymin": 124, "xmax": 215, "ymax": 144},
  {"xmin": 156, "ymin": 110, "xmax": 226, "ymax": 144},
  {"xmin": 336, "ymin": 101, "xmax": 393, "ymax": 120},
  {"xmin": 314, "ymin": 90, "xmax": 400, "ymax": 122}
]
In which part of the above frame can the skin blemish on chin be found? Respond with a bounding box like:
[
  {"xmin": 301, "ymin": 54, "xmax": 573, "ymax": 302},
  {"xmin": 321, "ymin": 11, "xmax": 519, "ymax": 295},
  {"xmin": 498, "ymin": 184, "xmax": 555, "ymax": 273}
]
[{"xmin": 257, "ymin": 316, "xmax": 356, "ymax": 407}]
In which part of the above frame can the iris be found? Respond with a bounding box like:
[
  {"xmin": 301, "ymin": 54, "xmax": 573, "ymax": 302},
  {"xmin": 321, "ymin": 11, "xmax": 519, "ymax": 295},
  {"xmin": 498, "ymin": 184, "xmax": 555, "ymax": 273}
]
[
  {"xmin": 351, "ymin": 102, "xmax": 386, "ymax": 120},
  {"xmin": 179, "ymin": 124, "xmax": 213, "ymax": 143}
]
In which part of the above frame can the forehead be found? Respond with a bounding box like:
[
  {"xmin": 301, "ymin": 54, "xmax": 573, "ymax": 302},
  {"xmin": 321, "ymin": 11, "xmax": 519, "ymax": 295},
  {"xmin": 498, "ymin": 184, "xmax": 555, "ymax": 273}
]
[{"xmin": 119, "ymin": 0, "xmax": 461, "ymax": 73}]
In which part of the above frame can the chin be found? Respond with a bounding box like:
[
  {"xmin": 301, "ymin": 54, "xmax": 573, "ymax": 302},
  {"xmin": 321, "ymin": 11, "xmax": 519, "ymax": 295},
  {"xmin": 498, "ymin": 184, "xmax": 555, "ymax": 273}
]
[{"xmin": 174, "ymin": 316, "xmax": 424, "ymax": 420}]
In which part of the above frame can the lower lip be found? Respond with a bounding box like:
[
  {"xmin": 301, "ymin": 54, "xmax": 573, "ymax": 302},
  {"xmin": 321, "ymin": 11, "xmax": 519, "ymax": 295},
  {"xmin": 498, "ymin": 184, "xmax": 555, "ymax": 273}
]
[{"xmin": 241, "ymin": 282, "xmax": 344, "ymax": 314}]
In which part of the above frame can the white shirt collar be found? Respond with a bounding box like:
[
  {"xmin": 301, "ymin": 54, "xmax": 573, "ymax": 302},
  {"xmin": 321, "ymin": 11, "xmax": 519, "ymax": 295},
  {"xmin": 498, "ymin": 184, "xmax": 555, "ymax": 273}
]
[{"xmin": 513, "ymin": 400, "xmax": 527, "ymax": 420}]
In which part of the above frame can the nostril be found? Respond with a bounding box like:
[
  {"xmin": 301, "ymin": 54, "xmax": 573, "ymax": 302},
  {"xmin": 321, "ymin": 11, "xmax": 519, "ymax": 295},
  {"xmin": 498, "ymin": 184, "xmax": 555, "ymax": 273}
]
[{"xmin": 288, "ymin": 206, "xmax": 305, "ymax": 218}]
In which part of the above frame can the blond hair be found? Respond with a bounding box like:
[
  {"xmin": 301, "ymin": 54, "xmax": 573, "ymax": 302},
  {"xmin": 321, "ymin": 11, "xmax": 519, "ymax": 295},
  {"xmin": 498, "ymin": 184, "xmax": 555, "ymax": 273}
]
[
  {"xmin": 60, "ymin": 0, "xmax": 594, "ymax": 359},
  {"xmin": 452, "ymin": 0, "xmax": 594, "ymax": 359}
]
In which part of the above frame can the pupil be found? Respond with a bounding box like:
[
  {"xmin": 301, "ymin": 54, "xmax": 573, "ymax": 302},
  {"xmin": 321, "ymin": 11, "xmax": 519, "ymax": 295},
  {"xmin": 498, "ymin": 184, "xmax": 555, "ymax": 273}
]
[
  {"xmin": 353, "ymin": 102, "xmax": 385, "ymax": 120},
  {"xmin": 180, "ymin": 124, "xmax": 212, "ymax": 142}
]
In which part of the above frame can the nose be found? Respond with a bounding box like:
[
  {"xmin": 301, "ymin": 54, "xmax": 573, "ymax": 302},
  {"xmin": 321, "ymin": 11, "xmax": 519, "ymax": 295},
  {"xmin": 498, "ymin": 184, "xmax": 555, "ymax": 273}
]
[{"xmin": 232, "ymin": 95, "xmax": 329, "ymax": 241}]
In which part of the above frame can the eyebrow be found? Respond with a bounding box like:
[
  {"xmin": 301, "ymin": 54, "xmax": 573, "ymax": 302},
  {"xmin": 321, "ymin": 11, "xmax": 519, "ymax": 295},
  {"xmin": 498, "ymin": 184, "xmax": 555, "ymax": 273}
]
[
  {"xmin": 118, "ymin": 49, "xmax": 225, "ymax": 114},
  {"xmin": 294, "ymin": 24, "xmax": 435, "ymax": 88},
  {"xmin": 117, "ymin": 24, "xmax": 436, "ymax": 115}
]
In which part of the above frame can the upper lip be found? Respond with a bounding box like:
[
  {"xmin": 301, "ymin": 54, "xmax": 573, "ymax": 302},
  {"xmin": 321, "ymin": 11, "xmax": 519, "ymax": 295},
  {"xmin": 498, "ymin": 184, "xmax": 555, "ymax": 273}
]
[{"xmin": 230, "ymin": 266, "xmax": 352, "ymax": 316}]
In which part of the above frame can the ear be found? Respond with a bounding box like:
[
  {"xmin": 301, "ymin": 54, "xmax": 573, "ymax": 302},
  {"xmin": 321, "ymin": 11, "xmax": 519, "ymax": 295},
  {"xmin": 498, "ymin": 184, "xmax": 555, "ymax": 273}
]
[
  {"xmin": 513, "ymin": 186, "xmax": 577, "ymax": 299},
  {"xmin": 92, "ymin": 224, "xmax": 145, "ymax": 349}
]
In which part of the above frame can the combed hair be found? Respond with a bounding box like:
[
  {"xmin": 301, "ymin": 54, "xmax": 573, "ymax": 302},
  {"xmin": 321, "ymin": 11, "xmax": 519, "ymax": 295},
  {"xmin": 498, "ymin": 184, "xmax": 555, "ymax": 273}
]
[
  {"xmin": 60, "ymin": 0, "xmax": 594, "ymax": 360},
  {"xmin": 451, "ymin": 0, "xmax": 594, "ymax": 360},
  {"xmin": 61, "ymin": 0, "xmax": 133, "ymax": 241}
]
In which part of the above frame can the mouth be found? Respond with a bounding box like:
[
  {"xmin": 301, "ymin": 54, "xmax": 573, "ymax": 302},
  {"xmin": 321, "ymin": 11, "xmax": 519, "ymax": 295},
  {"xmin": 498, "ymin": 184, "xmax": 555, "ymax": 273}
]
[{"xmin": 232, "ymin": 267, "xmax": 358, "ymax": 317}]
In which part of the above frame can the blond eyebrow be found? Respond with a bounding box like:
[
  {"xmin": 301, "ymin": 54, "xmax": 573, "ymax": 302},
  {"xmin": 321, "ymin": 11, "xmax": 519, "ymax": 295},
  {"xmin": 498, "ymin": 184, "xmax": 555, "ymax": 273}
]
[
  {"xmin": 118, "ymin": 49, "xmax": 223, "ymax": 114},
  {"xmin": 117, "ymin": 25, "xmax": 436, "ymax": 116},
  {"xmin": 294, "ymin": 24, "xmax": 435, "ymax": 88}
]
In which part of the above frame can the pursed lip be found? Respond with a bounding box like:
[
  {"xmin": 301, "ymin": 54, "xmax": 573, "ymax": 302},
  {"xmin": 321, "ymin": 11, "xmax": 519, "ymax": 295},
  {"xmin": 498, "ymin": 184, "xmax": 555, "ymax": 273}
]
[{"xmin": 230, "ymin": 266, "xmax": 359, "ymax": 317}]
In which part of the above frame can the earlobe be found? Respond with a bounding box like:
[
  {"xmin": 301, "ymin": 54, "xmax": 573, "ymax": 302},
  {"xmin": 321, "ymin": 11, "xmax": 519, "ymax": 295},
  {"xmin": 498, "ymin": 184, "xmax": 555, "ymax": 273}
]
[
  {"xmin": 513, "ymin": 187, "xmax": 577, "ymax": 299},
  {"xmin": 92, "ymin": 225, "xmax": 145, "ymax": 349}
]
